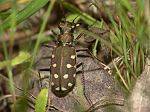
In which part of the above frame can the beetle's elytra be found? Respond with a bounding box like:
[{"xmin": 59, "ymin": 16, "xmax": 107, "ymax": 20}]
[{"xmin": 50, "ymin": 22, "xmax": 78, "ymax": 97}]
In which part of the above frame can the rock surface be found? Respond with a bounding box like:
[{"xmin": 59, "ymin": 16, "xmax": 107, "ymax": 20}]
[
  {"xmin": 129, "ymin": 58, "xmax": 150, "ymax": 112},
  {"xmin": 34, "ymin": 45, "xmax": 125, "ymax": 112}
]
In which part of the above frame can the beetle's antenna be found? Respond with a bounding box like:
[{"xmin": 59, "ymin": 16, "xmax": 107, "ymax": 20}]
[
  {"xmin": 58, "ymin": 24, "xmax": 63, "ymax": 34},
  {"xmin": 59, "ymin": 0, "xmax": 65, "ymax": 19},
  {"xmin": 71, "ymin": 15, "xmax": 81, "ymax": 32},
  {"xmin": 57, "ymin": 0, "xmax": 66, "ymax": 35},
  {"xmin": 72, "ymin": 15, "xmax": 80, "ymax": 24}
]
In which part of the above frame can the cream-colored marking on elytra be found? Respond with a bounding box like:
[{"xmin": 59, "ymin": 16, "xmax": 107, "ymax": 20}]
[
  {"xmin": 63, "ymin": 74, "xmax": 68, "ymax": 79},
  {"xmin": 55, "ymin": 87, "xmax": 60, "ymax": 91},
  {"xmin": 61, "ymin": 87, "xmax": 67, "ymax": 91},
  {"xmin": 66, "ymin": 64, "xmax": 72, "ymax": 68},
  {"xmin": 68, "ymin": 83, "xmax": 73, "ymax": 87},
  {"xmin": 76, "ymin": 24, "xmax": 80, "ymax": 27},
  {"xmin": 54, "ymin": 74, "xmax": 58, "ymax": 78},
  {"xmin": 51, "ymin": 54, "xmax": 55, "ymax": 58},
  {"xmin": 70, "ymin": 55, "xmax": 76, "ymax": 59},
  {"xmin": 108, "ymin": 70, "xmax": 112, "ymax": 75},
  {"xmin": 73, "ymin": 74, "xmax": 76, "ymax": 77},
  {"xmin": 51, "ymin": 82, "xmax": 54, "ymax": 86},
  {"xmin": 52, "ymin": 63, "xmax": 57, "ymax": 67},
  {"xmin": 71, "ymin": 25, "xmax": 75, "ymax": 28}
]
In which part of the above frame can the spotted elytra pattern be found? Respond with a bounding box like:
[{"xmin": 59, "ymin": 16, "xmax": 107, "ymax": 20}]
[{"xmin": 50, "ymin": 45, "xmax": 76, "ymax": 97}]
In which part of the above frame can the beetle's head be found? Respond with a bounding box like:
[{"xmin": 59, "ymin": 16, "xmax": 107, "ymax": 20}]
[{"xmin": 57, "ymin": 21, "xmax": 79, "ymax": 46}]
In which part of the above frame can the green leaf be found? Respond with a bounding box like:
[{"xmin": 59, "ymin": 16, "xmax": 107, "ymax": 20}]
[
  {"xmin": 11, "ymin": 51, "xmax": 31, "ymax": 66},
  {"xmin": 35, "ymin": 88, "xmax": 48, "ymax": 112},
  {"xmin": 0, "ymin": 0, "xmax": 6, "ymax": 3},
  {"xmin": 0, "ymin": 0, "xmax": 49, "ymax": 30},
  {"xmin": 66, "ymin": 14, "xmax": 80, "ymax": 23},
  {"xmin": 63, "ymin": 2, "xmax": 102, "ymax": 28},
  {"xmin": 0, "ymin": 51, "xmax": 31, "ymax": 69}
]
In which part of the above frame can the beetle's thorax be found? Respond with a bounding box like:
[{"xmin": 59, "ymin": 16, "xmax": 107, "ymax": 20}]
[{"xmin": 58, "ymin": 33, "xmax": 74, "ymax": 46}]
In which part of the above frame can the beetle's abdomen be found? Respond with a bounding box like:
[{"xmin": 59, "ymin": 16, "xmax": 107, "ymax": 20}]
[{"xmin": 50, "ymin": 46, "xmax": 76, "ymax": 97}]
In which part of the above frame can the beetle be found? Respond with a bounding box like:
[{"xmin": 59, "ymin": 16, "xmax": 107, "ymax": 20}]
[
  {"xmin": 38, "ymin": 21, "xmax": 84, "ymax": 97},
  {"xmin": 38, "ymin": 21, "xmax": 111, "ymax": 98},
  {"xmin": 50, "ymin": 22, "xmax": 78, "ymax": 97}
]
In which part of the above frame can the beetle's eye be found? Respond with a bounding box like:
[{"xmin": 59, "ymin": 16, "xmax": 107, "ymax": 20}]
[
  {"xmin": 70, "ymin": 27, "xmax": 75, "ymax": 33},
  {"xmin": 58, "ymin": 40, "xmax": 63, "ymax": 44}
]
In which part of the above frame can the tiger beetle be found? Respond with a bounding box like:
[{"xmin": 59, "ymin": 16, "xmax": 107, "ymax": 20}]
[
  {"xmin": 38, "ymin": 21, "xmax": 90, "ymax": 97},
  {"xmin": 38, "ymin": 19, "xmax": 112, "ymax": 99}
]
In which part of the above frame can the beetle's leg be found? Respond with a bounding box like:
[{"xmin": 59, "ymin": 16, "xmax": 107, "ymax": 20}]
[
  {"xmin": 77, "ymin": 54, "xmax": 91, "ymax": 58},
  {"xmin": 41, "ymin": 44, "xmax": 56, "ymax": 48},
  {"xmin": 77, "ymin": 48, "xmax": 109, "ymax": 67},
  {"xmin": 76, "ymin": 48, "xmax": 89, "ymax": 52},
  {"xmin": 76, "ymin": 47, "xmax": 92, "ymax": 58},
  {"xmin": 39, "ymin": 56, "xmax": 51, "ymax": 60},
  {"xmin": 76, "ymin": 48, "xmax": 93, "ymax": 58},
  {"xmin": 77, "ymin": 48, "xmax": 110, "ymax": 71},
  {"xmin": 75, "ymin": 33, "xmax": 84, "ymax": 41},
  {"xmin": 76, "ymin": 62, "xmax": 83, "ymax": 68},
  {"xmin": 81, "ymin": 74, "xmax": 93, "ymax": 106},
  {"xmin": 77, "ymin": 48, "xmax": 112, "ymax": 76},
  {"xmin": 77, "ymin": 62, "xmax": 97, "ymax": 74},
  {"xmin": 41, "ymin": 29, "xmax": 58, "ymax": 48},
  {"xmin": 76, "ymin": 62, "xmax": 84, "ymax": 74},
  {"xmin": 35, "ymin": 56, "xmax": 51, "ymax": 67},
  {"xmin": 38, "ymin": 71, "xmax": 43, "ymax": 89},
  {"xmin": 76, "ymin": 62, "xmax": 93, "ymax": 106},
  {"xmin": 38, "ymin": 68, "xmax": 50, "ymax": 71},
  {"xmin": 38, "ymin": 68, "xmax": 50, "ymax": 89},
  {"xmin": 51, "ymin": 29, "xmax": 58, "ymax": 37}
]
